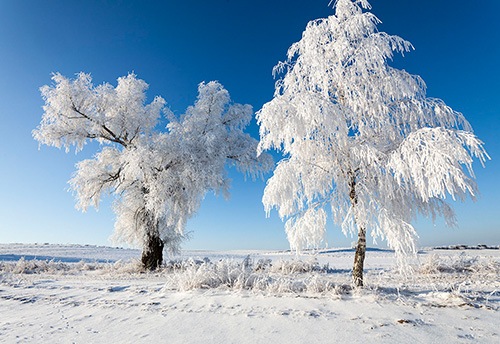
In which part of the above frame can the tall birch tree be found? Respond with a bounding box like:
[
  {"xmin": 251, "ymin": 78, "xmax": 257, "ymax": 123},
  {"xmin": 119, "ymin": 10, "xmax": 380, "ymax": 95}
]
[{"xmin": 257, "ymin": 0, "xmax": 488, "ymax": 286}]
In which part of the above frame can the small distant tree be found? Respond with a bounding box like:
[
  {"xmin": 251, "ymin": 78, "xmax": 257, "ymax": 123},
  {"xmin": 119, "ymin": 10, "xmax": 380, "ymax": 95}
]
[
  {"xmin": 257, "ymin": 0, "xmax": 488, "ymax": 286},
  {"xmin": 34, "ymin": 73, "xmax": 272, "ymax": 270}
]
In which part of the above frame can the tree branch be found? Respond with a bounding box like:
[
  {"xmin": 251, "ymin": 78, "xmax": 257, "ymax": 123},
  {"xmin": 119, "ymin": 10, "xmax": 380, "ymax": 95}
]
[{"xmin": 70, "ymin": 103, "xmax": 129, "ymax": 147}]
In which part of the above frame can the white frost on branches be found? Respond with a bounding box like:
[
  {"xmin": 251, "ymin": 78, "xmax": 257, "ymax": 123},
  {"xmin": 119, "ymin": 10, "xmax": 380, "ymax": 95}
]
[
  {"xmin": 34, "ymin": 73, "xmax": 273, "ymax": 253},
  {"xmin": 285, "ymin": 208, "xmax": 328, "ymax": 253},
  {"xmin": 257, "ymin": 0, "xmax": 488, "ymax": 263}
]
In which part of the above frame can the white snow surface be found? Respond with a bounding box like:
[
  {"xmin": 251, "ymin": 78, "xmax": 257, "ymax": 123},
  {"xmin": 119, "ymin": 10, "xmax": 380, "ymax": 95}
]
[{"xmin": 1, "ymin": 244, "xmax": 499, "ymax": 343}]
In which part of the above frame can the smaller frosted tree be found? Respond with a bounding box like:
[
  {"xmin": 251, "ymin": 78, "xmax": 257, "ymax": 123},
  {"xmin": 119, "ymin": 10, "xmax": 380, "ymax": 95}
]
[
  {"xmin": 257, "ymin": 0, "xmax": 488, "ymax": 286},
  {"xmin": 34, "ymin": 73, "xmax": 272, "ymax": 270}
]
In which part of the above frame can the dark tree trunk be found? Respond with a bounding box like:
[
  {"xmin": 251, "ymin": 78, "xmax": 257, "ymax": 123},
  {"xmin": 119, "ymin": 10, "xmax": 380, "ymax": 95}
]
[
  {"xmin": 141, "ymin": 232, "xmax": 164, "ymax": 271},
  {"xmin": 352, "ymin": 226, "xmax": 366, "ymax": 287},
  {"xmin": 348, "ymin": 169, "xmax": 366, "ymax": 287}
]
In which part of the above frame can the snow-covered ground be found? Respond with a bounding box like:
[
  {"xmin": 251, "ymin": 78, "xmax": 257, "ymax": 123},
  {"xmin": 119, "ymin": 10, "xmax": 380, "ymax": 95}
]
[{"xmin": 0, "ymin": 244, "xmax": 499, "ymax": 343}]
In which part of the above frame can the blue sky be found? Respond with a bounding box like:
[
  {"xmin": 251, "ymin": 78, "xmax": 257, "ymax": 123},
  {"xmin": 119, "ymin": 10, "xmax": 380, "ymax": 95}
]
[{"xmin": 0, "ymin": 0, "xmax": 498, "ymax": 250}]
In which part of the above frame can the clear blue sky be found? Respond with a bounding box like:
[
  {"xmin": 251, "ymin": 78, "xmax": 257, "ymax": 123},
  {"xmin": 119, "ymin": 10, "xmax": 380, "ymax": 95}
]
[{"xmin": 0, "ymin": 0, "xmax": 498, "ymax": 250}]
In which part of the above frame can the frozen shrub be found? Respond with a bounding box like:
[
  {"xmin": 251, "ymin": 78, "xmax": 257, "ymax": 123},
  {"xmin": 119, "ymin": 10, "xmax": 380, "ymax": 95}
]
[
  {"xmin": 419, "ymin": 253, "xmax": 500, "ymax": 275},
  {"xmin": 161, "ymin": 257, "xmax": 346, "ymax": 296},
  {"xmin": 269, "ymin": 258, "xmax": 323, "ymax": 274}
]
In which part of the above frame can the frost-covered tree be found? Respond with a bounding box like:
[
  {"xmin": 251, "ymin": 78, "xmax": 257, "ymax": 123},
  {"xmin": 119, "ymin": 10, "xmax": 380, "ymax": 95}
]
[
  {"xmin": 34, "ymin": 73, "xmax": 272, "ymax": 270},
  {"xmin": 257, "ymin": 0, "xmax": 488, "ymax": 286}
]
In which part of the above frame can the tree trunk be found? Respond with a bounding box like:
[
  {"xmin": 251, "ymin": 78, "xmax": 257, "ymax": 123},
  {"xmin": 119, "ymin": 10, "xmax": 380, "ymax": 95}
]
[
  {"xmin": 352, "ymin": 226, "xmax": 366, "ymax": 287},
  {"xmin": 348, "ymin": 169, "xmax": 366, "ymax": 287},
  {"xmin": 141, "ymin": 232, "xmax": 164, "ymax": 270}
]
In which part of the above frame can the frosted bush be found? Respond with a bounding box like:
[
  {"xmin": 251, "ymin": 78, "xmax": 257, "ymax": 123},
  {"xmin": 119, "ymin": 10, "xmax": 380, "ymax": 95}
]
[
  {"xmin": 165, "ymin": 258, "xmax": 250, "ymax": 291},
  {"xmin": 419, "ymin": 254, "xmax": 500, "ymax": 275},
  {"xmin": 305, "ymin": 275, "xmax": 336, "ymax": 294},
  {"xmin": 0, "ymin": 258, "xmax": 143, "ymax": 276},
  {"xmin": 105, "ymin": 259, "xmax": 143, "ymax": 274},
  {"xmin": 162, "ymin": 257, "xmax": 346, "ymax": 295},
  {"xmin": 268, "ymin": 258, "xmax": 327, "ymax": 274},
  {"xmin": 10, "ymin": 258, "xmax": 71, "ymax": 274}
]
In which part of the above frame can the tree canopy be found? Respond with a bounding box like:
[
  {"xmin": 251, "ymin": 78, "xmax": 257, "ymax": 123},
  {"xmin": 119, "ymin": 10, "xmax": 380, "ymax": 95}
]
[{"xmin": 34, "ymin": 73, "xmax": 272, "ymax": 267}]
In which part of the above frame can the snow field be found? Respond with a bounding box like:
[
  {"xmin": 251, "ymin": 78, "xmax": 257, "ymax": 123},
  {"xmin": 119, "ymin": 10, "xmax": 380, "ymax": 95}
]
[{"xmin": 0, "ymin": 244, "xmax": 499, "ymax": 343}]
